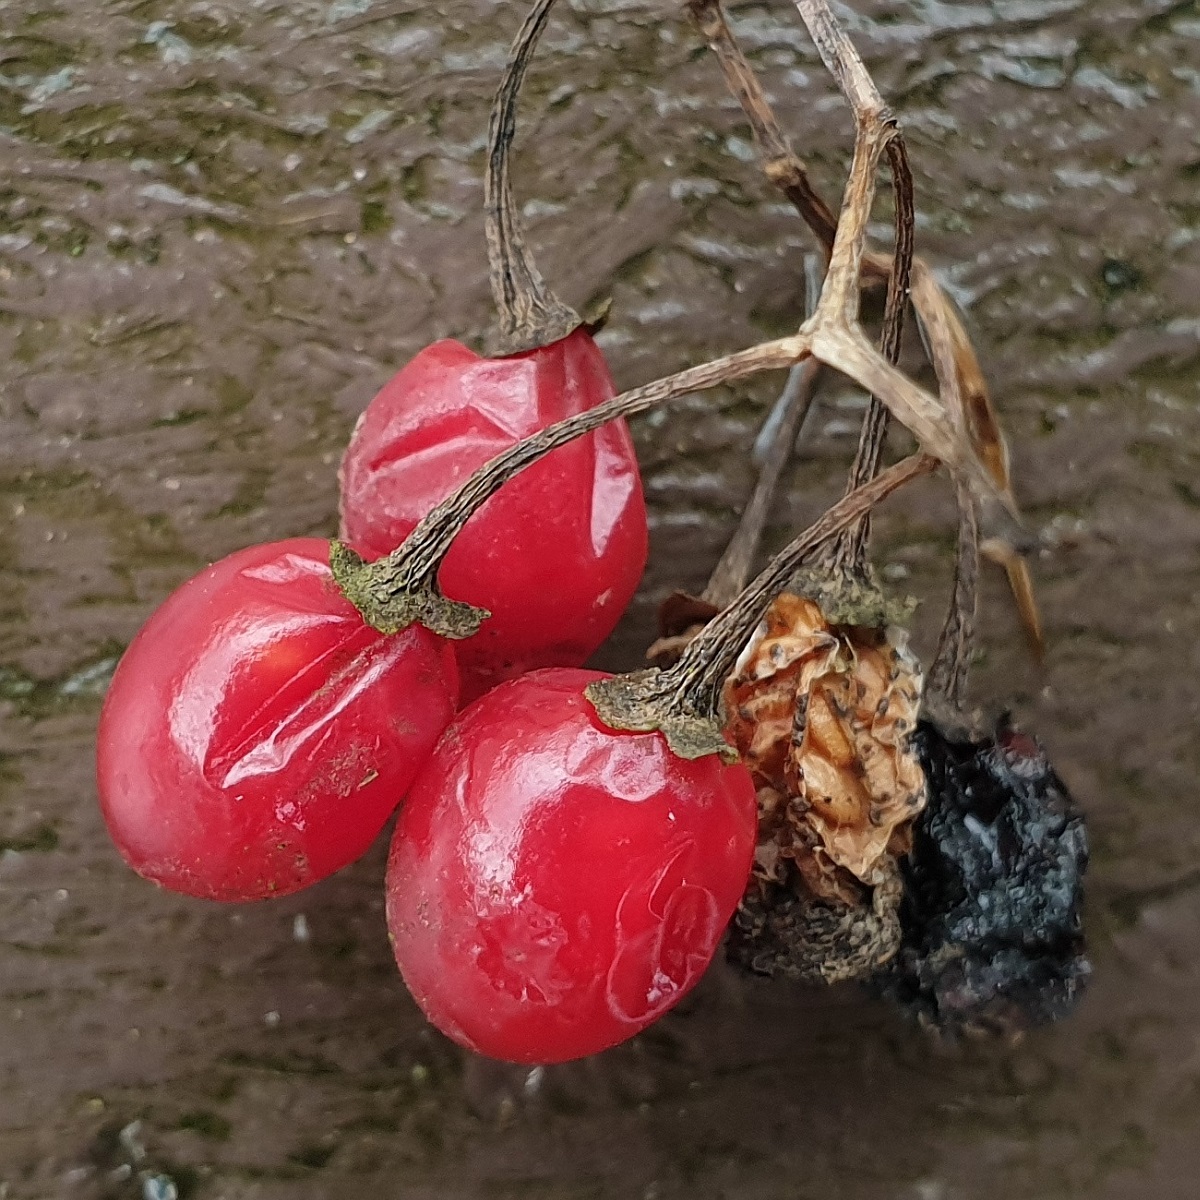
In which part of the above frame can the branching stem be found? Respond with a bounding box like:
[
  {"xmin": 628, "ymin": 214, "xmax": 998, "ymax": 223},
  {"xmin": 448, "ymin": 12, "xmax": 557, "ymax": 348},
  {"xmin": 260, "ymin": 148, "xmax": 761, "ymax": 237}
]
[
  {"xmin": 686, "ymin": 0, "xmax": 1038, "ymax": 689},
  {"xmin": 335, "ymin": 0, "xmax": 1030, "ymax": 667},
  {"xmin": 588, "ymin": 454, "xmax": 938, "ymax": 760}
]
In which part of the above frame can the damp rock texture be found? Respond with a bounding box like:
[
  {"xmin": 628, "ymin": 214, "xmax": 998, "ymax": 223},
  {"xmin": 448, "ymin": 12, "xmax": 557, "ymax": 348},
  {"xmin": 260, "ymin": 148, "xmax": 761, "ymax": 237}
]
[{"xmin": 875, "ymin": 719, "xmax": 1090, "ymax": 1037}]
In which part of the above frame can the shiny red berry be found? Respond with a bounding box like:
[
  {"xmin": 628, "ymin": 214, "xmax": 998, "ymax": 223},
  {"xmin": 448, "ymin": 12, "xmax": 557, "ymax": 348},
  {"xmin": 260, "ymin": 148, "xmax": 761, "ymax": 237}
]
[
  {"xmin": 338, "ymin": 330, "xmax": 648, "ymax": 703},
  {"xmin": 386, "ymin": 668, "xmax": 757, "ymax": 1064},
  {"xmin": 96, "ymin": 538, "xmax": 459, "ymax": 901}
]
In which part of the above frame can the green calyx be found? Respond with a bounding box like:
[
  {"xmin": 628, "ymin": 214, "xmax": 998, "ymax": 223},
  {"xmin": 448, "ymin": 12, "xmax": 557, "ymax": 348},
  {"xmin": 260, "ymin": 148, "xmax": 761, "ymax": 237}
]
[
  {"xmin": 585, "ymin": 670, "xmax": 739, "ymax": 764},
  {"xmin": 329, "ymin": 540, "xmax": 489, "ymax": 639}
]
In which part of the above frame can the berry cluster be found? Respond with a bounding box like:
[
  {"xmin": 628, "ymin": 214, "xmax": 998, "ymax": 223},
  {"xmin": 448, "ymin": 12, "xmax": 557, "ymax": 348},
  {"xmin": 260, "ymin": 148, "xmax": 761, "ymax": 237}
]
[
  {"xmin": 95, "ymin": 0, "xmax": 1084, "ymax": 1064},
  {"xmin": 95, "ymin": 0, "xmax": 751, "ymax": 1065}
]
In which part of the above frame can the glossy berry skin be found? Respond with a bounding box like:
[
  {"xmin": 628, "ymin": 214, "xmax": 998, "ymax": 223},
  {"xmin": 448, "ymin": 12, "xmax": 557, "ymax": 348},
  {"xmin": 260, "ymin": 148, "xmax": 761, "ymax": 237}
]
[
  {"xmin": 386, "ymin": 668, "xmax": 758, "ymax": 1064},
  {"xmin": 339, "ymin": 330, "xmax": 647, "ymax": 703},
  {"xmin": 96, "ymin": 538, "xmax": 459, "ymax": 901}
]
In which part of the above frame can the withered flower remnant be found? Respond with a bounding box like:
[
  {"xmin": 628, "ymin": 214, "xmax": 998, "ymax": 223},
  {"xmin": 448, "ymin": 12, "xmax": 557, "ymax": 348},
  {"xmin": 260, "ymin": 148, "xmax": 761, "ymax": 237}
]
[{"xmin": 722, "ymin": 593, "xmax": 926, "ymax": 983}]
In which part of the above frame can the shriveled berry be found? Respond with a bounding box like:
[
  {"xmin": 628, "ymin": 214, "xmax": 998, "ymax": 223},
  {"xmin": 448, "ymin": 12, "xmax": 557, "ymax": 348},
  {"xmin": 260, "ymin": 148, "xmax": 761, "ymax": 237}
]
[
  {"xmin": 97, "ymin": 538, "xmax": 459, "ymax": 901},
  {"xmin": 339, "ymin": 330, "xmax": 647, "ymax": 702},
  {"xmin": 875, "ymin": 719, "xmax": 1090, "ymax": 1035}
]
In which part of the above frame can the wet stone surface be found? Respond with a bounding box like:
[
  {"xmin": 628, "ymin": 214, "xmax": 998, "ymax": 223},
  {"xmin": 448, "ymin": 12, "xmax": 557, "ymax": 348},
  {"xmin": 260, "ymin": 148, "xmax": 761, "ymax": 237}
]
[{"xmin": 2, "ymin": 0, "xmax": 1200, "ymax": 1197}]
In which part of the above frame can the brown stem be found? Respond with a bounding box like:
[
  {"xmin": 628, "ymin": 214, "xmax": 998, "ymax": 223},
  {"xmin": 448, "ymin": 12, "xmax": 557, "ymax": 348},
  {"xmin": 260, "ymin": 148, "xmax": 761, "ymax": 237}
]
[
  {"xmin": 702, "ymin": 359, "xmax": 822, "ymax": 608},
  {"xmin": 904, "ymin": 257, "xmax": 980, "ymax": 710},
  {"xmin": 752, "ymin": 253, "xmax": 826, "ymax": 464},
  {"xmin": 909, "ymin": 264, "xmax": 1045, "ymax": 660},
  {"xmin": 827, "ymin": 136, "xmax": 915, "ymax": 576},
  {"xmin": 704, "ymin": 254, "xmax": 825, "ymax": 608},
  {"xmin": 783, "ymin": 55, "xmax": 936, "ymax": 494},
  {"xmin": 587, "ymin": 453, "xmax": 938, "ymax": 760},
  {"xmin": 332, "ymin": 335, "xmax": 811, "ymax": 636},
  {"xmin": 908, "ymin": 260, "xmax": 1044, "ymax": 670},
  {"xmin": 798, "ymin": 118, "xmax": 1010, "ymax": 525},
  {"xmin": 693, "ymin": 0, "xmax": 1023, "ymax": 545},
  {"xmin": 807, "ymin": 319, "xmax": 1024, "ymax": 550},
  {"xmin": 925, "ymin": 480, "xmax": 979, "ymax": 715},
  {"xmin": 880, "ymin": 140, "xmax": 916, "ymax": 369},
  {"xmin": 689, "ymin": 0, "xmax": 1039, "ymax": 650},
  {"xmin": 685, "ymin": 0, "xmax": 838, "ymax": 254},
  {"xmin": 788, "ymin": 0, "xmax": 910, "ymax": 578},
  {"xmin": 809, "ymin": 119, "xmax": 890, "ymax": 330},
  {"xmin": 484, "ymin": 0, "xmax": 581, "ymax": 354},
  {"xmin": 702, "ymin": 0, "xmax": 1022, "ymax": 545},
  {"xmin": 792, "ymin": 0, "xmax": 887, "ymax": 118},
  {"xmin": 689, "ymin": 2, "xmax": 988, "ymax": 573}
]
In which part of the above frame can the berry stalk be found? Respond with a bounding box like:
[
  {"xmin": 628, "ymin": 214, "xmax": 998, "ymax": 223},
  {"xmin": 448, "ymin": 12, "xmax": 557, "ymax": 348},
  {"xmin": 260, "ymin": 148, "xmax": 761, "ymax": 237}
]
[
  {"xmin": 330, "ymin": 334, "xmax": 809, "ymax": 637},
  {"xmin": 586, "ymin": 451, "xmax": 938, "ymax": 761},
  {"xmin": 484, "ymin": 0, "xmax": 582, "ymax": 353}
]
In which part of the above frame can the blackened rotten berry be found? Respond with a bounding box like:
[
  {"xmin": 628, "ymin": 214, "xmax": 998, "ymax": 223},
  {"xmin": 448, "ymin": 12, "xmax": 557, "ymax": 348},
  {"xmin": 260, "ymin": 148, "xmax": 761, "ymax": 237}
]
[{"xmin": 873, "ymin": 718, "xmax": 1090, "ymax": 1036}]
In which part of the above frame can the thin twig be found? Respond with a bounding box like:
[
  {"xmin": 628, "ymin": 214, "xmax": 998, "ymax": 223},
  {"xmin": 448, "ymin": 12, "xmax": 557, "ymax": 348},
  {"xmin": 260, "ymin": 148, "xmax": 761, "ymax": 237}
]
[
  {"xmin": 798, "ymin": 118, "xmax": 1013, "ymax": 518},
  {"xmin": 752, "ymin": 252, "xmax": 825, "ymax": 465},
  {"xmin": 926, "ymin": 480, "xmax": 979, "ymax": 713},
  {"xmin": 910, "ymin": 261, "xmax": 1043, "ymax": 660},
  {"xmin": 685, "ymin": 0, "xmax": 838, "ymax": 252},
  {"xmin": 705, "ymin": 253, "xmax": 825, "ymax": 608},
  {"xmin": 704, "ymin": 360, "xmax": 822, "ymax": 608},
  {"xmin": 791, "ymin": 0, "xmax": 913, "ymax": 576},
  {"xmin": 687, "ymin": 0, "xmax": 1040, "ymax": 643},
  {"xmin": 826, "ymin": 136, "xmax": 915, "ymax": 575},
  {"xmin": 905, "ymin": 256, "xmax": 981, "ymax": 706},
  {"xmin": 687, "ymin": 0, "xmax": 913, "ymax": 576},
  {"xmin": 793, "ymin": 0, "xmax": 888, "ymax": 117}
]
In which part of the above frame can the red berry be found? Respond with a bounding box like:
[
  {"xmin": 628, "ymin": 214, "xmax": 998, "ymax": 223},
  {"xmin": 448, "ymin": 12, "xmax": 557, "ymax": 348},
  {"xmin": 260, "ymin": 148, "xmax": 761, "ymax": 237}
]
[
  {"xmin": 96, "ymin": 538, "xmax": 459, "ymax": 901},
  {"xmin": 339, "ymin": 330, "xmax": 648, "ymax": 703},
  {"xmin": 386, "ymin": 668, "xmax": 757, "ymax": 1064}
]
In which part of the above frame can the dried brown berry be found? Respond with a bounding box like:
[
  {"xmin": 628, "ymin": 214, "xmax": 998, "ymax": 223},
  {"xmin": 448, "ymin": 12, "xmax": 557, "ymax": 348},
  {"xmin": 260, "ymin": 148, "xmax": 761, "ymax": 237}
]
[{"xmin": 721, "ymin": 592, "xmax": 926, "ymax": 982}]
